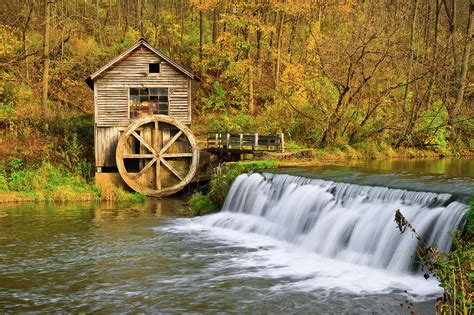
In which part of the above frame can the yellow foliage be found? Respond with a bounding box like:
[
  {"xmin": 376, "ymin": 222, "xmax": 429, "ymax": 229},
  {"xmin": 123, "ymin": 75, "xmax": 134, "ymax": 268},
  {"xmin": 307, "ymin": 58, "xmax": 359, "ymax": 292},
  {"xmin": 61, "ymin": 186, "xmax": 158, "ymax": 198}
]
[
  {"xmin": 0, "ymin": 25, "xmax": 22, "ymax": 58},
  {"xmin": 70, "ymin": 37, "xmax": 100, "ymax": 62}
]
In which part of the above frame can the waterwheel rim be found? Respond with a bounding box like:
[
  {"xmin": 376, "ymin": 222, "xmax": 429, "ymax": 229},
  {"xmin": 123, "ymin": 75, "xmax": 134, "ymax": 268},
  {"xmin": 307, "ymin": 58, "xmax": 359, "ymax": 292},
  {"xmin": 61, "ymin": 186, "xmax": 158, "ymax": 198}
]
[{"xmin": 116, "ymin": 115, "xmax": 199, "ymax": 197}]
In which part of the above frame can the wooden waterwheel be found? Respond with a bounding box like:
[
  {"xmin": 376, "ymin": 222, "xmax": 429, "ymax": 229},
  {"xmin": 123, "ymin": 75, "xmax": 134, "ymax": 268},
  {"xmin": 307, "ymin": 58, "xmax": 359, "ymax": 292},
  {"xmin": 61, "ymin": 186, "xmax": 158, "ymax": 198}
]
[{"xmin": 116, "ymin": 115, "xmax": 199, "ymax": 197}]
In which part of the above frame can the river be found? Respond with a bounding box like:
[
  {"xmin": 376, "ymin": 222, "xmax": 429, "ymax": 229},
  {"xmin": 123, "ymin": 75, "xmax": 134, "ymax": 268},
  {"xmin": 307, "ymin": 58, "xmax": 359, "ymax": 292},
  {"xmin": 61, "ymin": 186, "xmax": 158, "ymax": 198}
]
[{"xmin": 0, "ymin": 158, "xmax": 472, "ymax": 313}]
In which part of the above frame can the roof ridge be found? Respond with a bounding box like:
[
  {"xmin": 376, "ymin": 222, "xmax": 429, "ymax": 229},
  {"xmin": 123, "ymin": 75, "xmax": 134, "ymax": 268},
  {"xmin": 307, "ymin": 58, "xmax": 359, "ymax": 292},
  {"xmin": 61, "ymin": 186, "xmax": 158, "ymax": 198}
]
[{"xmin": 85, "ymin": 39, "xmax": 200, "ymax": 90}]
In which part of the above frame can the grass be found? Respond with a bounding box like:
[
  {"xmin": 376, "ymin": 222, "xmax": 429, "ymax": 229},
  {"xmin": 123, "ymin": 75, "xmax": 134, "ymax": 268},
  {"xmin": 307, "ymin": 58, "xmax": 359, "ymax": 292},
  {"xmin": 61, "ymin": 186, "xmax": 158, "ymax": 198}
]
[
  {"xmin": 0, "ymin": 161, "xmax": 144, "ymax": 203},
  {"xmin": 271, "ymin": 140, "xmax": 467, "ymax": 163},
  {"xmin": 188, "ymin": 160, "xmax": 278, "ymax": 216}
]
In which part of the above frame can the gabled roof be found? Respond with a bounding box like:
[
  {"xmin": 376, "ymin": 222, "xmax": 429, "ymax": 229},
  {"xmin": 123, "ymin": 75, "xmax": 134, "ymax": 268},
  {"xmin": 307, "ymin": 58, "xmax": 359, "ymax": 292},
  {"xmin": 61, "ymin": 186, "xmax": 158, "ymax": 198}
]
[{"xmin": 85, "ymin": 38, "xmax": 199, "ymax": 89}]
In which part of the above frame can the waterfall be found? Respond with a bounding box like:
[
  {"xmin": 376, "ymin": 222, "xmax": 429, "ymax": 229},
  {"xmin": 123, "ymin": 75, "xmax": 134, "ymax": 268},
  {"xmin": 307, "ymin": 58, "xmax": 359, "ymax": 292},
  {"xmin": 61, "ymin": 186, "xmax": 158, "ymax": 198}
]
[{"xmin": 199, "ymin": 172, "xmax": 468, "ymax": 274}]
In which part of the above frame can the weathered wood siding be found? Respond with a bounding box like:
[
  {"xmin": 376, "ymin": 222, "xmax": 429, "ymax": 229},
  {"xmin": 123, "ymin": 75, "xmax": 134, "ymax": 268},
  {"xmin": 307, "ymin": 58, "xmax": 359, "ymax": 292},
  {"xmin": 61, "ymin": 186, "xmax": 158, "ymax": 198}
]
[
  {"xmin": 95, "ymin": 127, "xmax": 122, "ymax": 167},
  {"xmin": 94, "ymin": 46, "xmax": 191, "ymax": 127},
  {"xmin": 94, "ymin": 45, "xmax": 192, "ymax": 167}
]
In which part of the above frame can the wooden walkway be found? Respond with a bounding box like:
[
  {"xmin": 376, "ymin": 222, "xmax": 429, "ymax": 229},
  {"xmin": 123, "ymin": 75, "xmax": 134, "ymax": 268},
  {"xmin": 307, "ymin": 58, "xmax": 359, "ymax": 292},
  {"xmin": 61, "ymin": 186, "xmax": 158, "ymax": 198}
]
[{"xmin": 206, "ymin": 132, "xmax": 284, "ymax": 155}]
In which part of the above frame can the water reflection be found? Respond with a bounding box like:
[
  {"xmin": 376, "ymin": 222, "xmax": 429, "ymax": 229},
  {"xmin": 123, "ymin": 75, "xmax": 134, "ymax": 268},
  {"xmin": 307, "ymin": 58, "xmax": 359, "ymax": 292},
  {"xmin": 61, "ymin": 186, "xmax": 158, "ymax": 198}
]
[
  {"xmin": 270, "ymin": 158, "xmax": 474, "ymax": 202},
  {"xmin": 345, "ymin": 157, "xmax": 474, "ymax": 177}
]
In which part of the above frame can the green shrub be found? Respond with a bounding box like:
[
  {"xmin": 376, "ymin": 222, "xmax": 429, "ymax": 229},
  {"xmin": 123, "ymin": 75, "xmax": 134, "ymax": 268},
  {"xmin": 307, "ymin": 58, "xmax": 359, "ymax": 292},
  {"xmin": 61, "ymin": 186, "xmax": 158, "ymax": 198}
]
[
  {"xmin": 188, "ymin": 191, "xmax": 217, "ymax": 216},
  {"xmin": 201, "ymin": 81, "xmax": 227, "ymax": 111},
  {"xmin": 8, "ymin": 169, "xmax": 36, "ymax": 191},
  {"xmin": 395, "ymin": 210, "xmax": 473, "ymax": 314},
  {"xmin": 189, "ymin": 160, "xmax": 278, "ymax": 216},
  {"xmin": 0, "ymin": 172, "xmax": 8, "ymax": 192},
  {"xmin": 463, "ymin": 197, "xmax": 474, "ymax": 240},
  {"xmin": 5, "ymin": 157, "xmax": 24, "ymax": 175},
  {"xmin": 99, "ymin": 185, "xmax": 145, "ymax": 202}
]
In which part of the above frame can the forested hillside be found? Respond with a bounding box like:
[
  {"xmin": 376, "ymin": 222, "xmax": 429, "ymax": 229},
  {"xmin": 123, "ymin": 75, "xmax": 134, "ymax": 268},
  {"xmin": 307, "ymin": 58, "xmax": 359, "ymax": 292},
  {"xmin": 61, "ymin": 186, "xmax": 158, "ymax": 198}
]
[{"xmin": 1, "ymin": 0, "xmax": 473, "ymax": 165}]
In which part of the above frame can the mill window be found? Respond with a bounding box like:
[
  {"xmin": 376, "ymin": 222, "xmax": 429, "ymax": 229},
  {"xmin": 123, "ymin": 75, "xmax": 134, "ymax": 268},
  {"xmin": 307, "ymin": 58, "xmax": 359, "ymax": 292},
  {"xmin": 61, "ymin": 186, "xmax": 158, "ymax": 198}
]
[
  {"xmin": 149, "ymin": 63, "xmax": 160, "ymax": 73},
  {"xmin": 129, "ymin": 87, "xmax": 169, "ymax": 119}
]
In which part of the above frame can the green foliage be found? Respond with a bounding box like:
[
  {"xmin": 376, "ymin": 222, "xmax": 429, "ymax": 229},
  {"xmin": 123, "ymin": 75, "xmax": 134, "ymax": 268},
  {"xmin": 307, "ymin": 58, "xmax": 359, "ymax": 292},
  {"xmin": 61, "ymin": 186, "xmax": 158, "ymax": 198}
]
[
  {"xmin": 188, "ymin": 191, "xmax": 217, "ymax": 216},
  {"xmin": 100, "ymin": 185, "xmax": 146, "ymax": 203},
  {"xmin": 395, "ymin": 210, "xmax": 473, "ymax": 315},
  {"xmin": 58, "ymin": 133, "xmax": 82, "ymax": 169},
  {"xmin": 418, "ymin": 100, "xmax": 449, "ymax": 152},
  {"xmin": 201, "ymin": 81, "xmax": 227, "ymax": 111},
  {"xmin": 4, "ymin": 158, "xmax": 37, "ymax": 192},
  {"xmin": 0, "ymin": 166, "xmax": 8, "ymax": 192},
  {"xmin": 5, "ymin": 157, "xmax": 24, "ymax": 174},
  {"xmin": 8, "ymin": 169, "xmax": 36, "ymax": 192},
  {"xmin": 114, "ymin": 188, "xmax": 145, "ymax": 203},
  {"xmin": 109, "ymin": 28, "xmax": 141, "ymax": 55},
  {"xmin": 2, "ymin": 161, "xmax": 96, "ymax": 199},
  {"xmin": 189, "ymin": 160, "xmax": 278, "ymax": 216},
  {"xmin": 0, "ymin": 159, "xmax": 147, "ymax": 202},
  {"xmin": 206, "ymin": 112, "xmax": 257, "ymax": 132},
  {"xmin": 0, "ymin": 101, "xmax": 16, "ymax": 127},
  {"xmin": 57, "ymin": 133, "xmax": 94, "ymax": 181},
  {"xmin": 419, "ymin": 232, "xmax": 473, "ymax": 315},
  {"xmin": 464, "ymin": 197, "xmax": 474, "ymax": 239}
]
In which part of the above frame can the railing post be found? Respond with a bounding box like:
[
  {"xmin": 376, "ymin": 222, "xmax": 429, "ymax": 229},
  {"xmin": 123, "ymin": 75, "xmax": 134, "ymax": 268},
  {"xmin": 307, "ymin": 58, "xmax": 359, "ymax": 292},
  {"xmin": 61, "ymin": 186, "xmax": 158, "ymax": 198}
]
[
  {"xmin": 215, "ymin": 133, "xmax": 218, "ymax": 148},
  {"xmin": 226, "ymin": 133, "xmax": 230, "ymax": 149},
  {"xmin": 281, "ymin": 133, "xmax": 285, "ymax": 152},
  {"xmin": 253, "ymin": 133, "xmax": 258, "ymax": 151},
  {"xmin": 239, "ymin": 133, "xmax": 243, "ymax": 150}
]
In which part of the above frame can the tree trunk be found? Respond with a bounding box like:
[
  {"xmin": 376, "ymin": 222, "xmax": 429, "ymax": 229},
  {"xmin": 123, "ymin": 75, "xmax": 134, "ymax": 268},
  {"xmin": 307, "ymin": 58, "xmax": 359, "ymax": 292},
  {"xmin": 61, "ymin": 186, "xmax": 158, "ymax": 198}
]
[
  {"xmin": 137, "ymin": 0, "xmax": 143, "ymax": 36},
  {"xmin": 268, "ymin": 11, "xmax": 276, "ymax": 60},
  {"xmin": 402, "ymin": 0, "xmax": 418, "ymax": 113},
  {"xmin": 41, "ymin": 0, "xmax": 52, "ymax": 125},
  {"xmin": 398, "ymin": 0, "xmax": 418, "ymax": 146},
  {"xmin": 212, "ymin": 5, "xmax": 218, "ymax": 44},
  {"xmin": 124, "ymin": 0, "xmax": 129, "ymax": 36},
  {"xmin": 256, "ymin": 12, "xmax": 267, "ymax": 80},
  {"xmin": 22, "ymin": 2, "xmax": 34, "ymax": 82},
  {"xmin": 275, "ymin": 12, "xmax": 284, "ymax": 88},
  {"xmin": 199, "ymin": 3, "xmax": 203, "ymax": 61},
  {"xmin": 287, "ymin": 18, "xmax": 297, "ymax": 61},
  {"xmin": 249, "ymin": 65, "xmax": 255, "ymax": 115},
  {"xmin": 452, "ymin": 2, "xmax": 473, "ymax": 127},
  {"xmin": 425, "ymin": 0, "xmax": 440, "ymax": 109}
]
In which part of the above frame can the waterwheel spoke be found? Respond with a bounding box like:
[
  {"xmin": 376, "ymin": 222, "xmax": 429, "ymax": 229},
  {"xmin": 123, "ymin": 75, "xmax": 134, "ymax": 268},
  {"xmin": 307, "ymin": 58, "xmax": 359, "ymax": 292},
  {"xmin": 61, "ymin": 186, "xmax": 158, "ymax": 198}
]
[
  {"xmin": 123, "ymin": 154, "xmax": 155, "ymax": 159},
  {"xmin": 155, "ymin": 159, "xmax": 161, "ymax": 190},
  {"xmin": 162, "ymin": 153, "xmax": 193, "ymax": 158},
  {"xmin": 159, "ymin": 157, "xmax": 183, "ymax": 181},
  {"xmin": 159, "ymin": 131, "xmax": 183, "ymax": 155},
  {"xmin": 154, "ymin": 120, "xmax": 162, "ymax": 191},
  {"xmin": 154, "ymin": 120, "xmax": 160, "ymax": 149},
  {"xmin": 131, "ymin": 131, "xmax": 156, "ymax": 155},
  {"xmin": 133, "ymin": 158, "xmax": 156, "ymax": 179}
]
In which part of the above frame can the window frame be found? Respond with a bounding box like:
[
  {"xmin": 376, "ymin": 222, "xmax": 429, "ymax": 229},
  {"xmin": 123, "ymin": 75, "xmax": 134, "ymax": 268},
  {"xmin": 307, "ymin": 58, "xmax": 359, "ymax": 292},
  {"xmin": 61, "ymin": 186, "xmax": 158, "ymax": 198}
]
[
  {"xmin": 148, "ymin": 62, "xmax": 161, "ymax": 74},
  {"xmin": 128, "ymin": 87, "xmax": 170, "ymax": 120}
]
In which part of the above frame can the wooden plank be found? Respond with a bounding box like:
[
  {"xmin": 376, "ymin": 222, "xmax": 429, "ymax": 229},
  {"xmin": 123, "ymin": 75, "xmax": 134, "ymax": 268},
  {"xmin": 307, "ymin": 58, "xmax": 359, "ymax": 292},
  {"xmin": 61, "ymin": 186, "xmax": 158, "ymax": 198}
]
[
  {"xmin": 122, "ymin": 154, "xmax": 154, "ymax": 158},
  {"xmin": 162, "ymin": 153, "xmax": 193, "ymax": 158}
]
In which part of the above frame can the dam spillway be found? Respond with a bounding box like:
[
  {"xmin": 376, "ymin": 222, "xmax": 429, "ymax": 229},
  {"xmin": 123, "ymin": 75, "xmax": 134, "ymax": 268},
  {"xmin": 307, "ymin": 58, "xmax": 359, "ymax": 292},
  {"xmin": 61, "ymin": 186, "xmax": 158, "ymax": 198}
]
[{"xmin": 198, "ymin": 172, "xmax": 468, "ymax": 274}]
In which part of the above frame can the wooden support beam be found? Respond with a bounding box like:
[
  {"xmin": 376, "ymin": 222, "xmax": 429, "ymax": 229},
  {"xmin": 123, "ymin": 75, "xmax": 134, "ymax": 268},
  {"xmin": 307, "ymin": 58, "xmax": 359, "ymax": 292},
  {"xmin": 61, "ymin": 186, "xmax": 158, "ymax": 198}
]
[{"xmin": 281, "ymin": 133, "xmax": 285, "ymax": 152}]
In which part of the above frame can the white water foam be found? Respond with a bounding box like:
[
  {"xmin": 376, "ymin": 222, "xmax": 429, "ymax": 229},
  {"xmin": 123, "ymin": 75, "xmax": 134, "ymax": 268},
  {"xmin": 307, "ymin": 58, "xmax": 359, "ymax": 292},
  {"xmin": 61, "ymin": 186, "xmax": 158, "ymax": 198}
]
[
  {"xmin": 164, "ymin": 173, "xmax": 468, "ymax": 300},
  {"xmin": 162, "ymin": 220, "xmax": 442, "ymax": 300}
]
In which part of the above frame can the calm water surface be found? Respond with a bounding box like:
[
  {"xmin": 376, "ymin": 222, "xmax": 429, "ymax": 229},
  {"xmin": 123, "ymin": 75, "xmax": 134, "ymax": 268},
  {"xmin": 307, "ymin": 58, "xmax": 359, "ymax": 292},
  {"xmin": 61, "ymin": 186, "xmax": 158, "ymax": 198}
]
[
  {"xmin": 1, "ymin": 158, "xmax": 472, "ymax": 313},
  {"xmin": 270, "ymin": 157, "xmax": 474, "ymax": 202}
]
